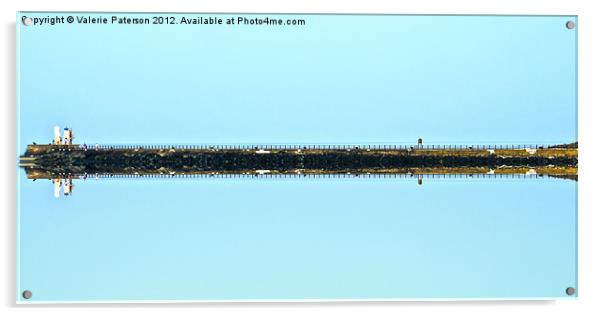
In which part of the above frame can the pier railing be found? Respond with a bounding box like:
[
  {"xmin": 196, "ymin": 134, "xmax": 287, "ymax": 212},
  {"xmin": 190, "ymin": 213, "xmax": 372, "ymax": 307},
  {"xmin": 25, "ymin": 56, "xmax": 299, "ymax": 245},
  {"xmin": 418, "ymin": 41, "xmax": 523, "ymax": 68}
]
[{"xmin": 78, "ymin": 144, "xmax": 558, "ymax": 151}]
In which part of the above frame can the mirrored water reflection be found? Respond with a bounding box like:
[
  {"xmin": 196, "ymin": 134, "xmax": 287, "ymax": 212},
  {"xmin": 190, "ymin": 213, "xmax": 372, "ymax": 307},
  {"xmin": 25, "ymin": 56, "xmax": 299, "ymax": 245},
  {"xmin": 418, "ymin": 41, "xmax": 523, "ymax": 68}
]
[{"xmin": 18, "ymin": 170, "xmax": 576, "ymax": 301}]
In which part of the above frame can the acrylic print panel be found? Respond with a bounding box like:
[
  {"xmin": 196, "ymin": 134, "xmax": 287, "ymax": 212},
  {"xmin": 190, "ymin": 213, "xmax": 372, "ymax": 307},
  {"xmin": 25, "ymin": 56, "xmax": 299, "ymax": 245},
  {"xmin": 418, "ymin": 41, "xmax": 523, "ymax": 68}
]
[{"xmin": 16, "ymin": 13, "xmax": 578, "ymax": 302}]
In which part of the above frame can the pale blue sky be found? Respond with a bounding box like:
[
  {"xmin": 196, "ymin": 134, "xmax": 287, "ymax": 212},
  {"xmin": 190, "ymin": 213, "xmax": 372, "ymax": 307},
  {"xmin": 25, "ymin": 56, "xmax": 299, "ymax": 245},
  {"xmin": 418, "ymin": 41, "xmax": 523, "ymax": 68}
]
[
  {"xmin": 17, "ymin": 14, "xmax": 576, "ymax": 150},
  {"xmin": 17, "ymin": 13, "xmax": 577, "ymax": 301}
]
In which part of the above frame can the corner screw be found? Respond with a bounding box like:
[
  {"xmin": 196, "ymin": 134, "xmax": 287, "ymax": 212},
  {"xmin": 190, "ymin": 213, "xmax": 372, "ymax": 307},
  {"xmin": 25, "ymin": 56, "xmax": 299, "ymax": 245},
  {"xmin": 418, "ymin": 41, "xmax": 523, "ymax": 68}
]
[
  {"xmin": 22, "ymin": 290, "xmax": 32, "ymax": 299},
  {"xmin": 566, "ymin": 287, "xmax": 575, "ymax": 296},
  {"xmin": 21, "ymin": 16, "xmax": 33, "ymax": 26},
  {"xmin": 566, "ymin": 20, "xmax": 575, "ymax": 29}
]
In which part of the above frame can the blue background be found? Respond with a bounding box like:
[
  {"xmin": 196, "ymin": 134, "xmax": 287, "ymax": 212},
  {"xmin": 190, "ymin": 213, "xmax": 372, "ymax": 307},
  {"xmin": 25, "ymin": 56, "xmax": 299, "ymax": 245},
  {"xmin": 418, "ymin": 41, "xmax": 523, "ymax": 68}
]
[
  {"xmin": 18, "ymin": 14, "xmax": 577, "ymax": 148},
  {"xmin": 17, "ymin": 13, "xmax": 577, "ymax": 301}
]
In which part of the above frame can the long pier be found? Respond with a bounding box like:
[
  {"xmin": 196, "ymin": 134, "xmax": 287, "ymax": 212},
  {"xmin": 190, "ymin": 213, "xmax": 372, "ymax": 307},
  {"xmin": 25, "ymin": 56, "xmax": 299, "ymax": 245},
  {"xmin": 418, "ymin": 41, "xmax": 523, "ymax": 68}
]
[
  {"xmin": 20, "ymin": 143, "xmax": 578, "ymax": 179},
  {"xmin": 19, "ymin": 142, "xmax": 577, "ymax": 197}
]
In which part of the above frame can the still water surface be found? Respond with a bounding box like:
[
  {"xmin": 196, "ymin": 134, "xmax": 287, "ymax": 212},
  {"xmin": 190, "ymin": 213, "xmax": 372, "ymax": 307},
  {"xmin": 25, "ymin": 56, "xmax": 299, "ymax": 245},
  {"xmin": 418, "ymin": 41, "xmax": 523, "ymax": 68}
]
[{"xmin": 18, "ymin": 171, "xmax": 576, "ymax": 301}]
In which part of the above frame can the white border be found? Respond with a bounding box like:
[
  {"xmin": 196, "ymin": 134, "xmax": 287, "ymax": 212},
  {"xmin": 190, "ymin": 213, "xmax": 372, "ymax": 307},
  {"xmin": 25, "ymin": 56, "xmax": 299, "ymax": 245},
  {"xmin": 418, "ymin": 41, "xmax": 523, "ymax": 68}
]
[
  {"xmin": 3, "ymin": 1, "xmax": 602, "ymax": 315},
  {"xmin": 13, "ymin": 11, "xmax": 580, "ymax": 305}
]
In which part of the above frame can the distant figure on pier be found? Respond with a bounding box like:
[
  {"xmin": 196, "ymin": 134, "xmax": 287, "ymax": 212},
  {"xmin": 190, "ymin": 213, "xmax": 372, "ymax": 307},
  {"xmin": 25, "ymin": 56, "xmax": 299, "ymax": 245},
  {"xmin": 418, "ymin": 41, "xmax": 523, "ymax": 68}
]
[{"xmin": 418, "ymin": 138, "xmax": 423, "ymax": 148}]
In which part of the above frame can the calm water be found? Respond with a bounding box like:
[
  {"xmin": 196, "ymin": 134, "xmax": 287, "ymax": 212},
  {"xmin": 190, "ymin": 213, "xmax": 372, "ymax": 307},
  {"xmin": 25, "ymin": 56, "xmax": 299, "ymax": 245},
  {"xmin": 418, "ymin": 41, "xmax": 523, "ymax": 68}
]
[{"xmin": 17, "ymin": 171, "xmax": 577, "ymax": 301}]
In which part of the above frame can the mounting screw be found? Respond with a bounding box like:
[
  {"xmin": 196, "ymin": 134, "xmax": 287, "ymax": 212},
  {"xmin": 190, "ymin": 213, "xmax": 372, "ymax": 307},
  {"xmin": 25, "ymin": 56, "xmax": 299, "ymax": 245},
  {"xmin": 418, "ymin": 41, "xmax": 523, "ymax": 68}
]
[
  {"xmin": 566, "ymin": 287, "xmax": 575, "ymax": 296},
  {"xmin": 22, "ymin": 290, "xmax": 32, "ymax": 299},
  {"xmin": 565, "ymin": 20, "xmax": 575, "ymax": 29},
  {"xmin": 21, "ymin": 16, "xmax": 33, "ymax": 26}
]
